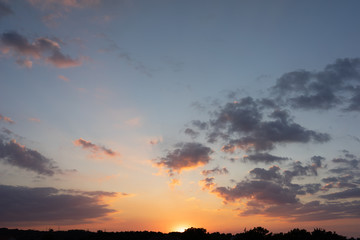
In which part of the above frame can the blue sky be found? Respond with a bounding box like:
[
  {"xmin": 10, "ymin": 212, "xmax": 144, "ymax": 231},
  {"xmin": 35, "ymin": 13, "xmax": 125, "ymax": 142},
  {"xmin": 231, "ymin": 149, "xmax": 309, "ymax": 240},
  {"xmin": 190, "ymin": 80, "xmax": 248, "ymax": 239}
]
[{"xmin": 1, "ymin": 0, "xmax": 360, "ymax": 237}]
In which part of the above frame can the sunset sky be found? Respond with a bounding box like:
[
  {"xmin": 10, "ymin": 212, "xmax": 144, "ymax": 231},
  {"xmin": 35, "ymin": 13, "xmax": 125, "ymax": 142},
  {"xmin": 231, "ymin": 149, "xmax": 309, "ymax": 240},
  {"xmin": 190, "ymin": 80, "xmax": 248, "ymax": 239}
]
[{"xmin": 1, "ymin": 0, "xmax": 360, "ymax": 237}]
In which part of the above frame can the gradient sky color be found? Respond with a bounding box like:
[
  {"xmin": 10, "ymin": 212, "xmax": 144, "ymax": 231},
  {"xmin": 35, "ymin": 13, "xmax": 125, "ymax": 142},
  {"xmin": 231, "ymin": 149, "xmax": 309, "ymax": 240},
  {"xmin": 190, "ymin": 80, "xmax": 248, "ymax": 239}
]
[{"xmin": 1, "ymin": 0, "xmax": 360, "ymax": 238}]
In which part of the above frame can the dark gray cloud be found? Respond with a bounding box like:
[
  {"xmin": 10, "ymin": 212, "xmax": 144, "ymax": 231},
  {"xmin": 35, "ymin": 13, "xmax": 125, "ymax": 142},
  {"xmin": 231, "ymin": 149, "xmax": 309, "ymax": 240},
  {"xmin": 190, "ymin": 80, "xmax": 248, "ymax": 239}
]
[
  {"xmin": 191, "ymin": 120, "xmax": 208, "ymax": 130},
  {"xmin": 184, "ymin": 128, "xmax": 199, "ymax": 139},
  {"xmin": 212, "ymin": 162, "xmax": 360, "ymax": 221},
  {"xmin": 249, "ymin": 166, "xmax": 282, "ymax": 181},
  {"xmin": 0, "ymin": 2, "xmax": 13, "ymax": 19},
  {"xmin": 155, "ymin": 142, "xmax": 213, "ymax": 175},
  {"xmin": 259, "ymin": 200, "xmax": 360, "ymax": 221},
  {"xmin": 320, "ymin": 188, "xmax": 360, "ymax": 200},
  {"xmin": 0, "ymin": 185, "xmax": 116, "ymax": 223},
  {"xmin": 213, "ymin": 180, "xmax": 299, "ymax": 204},
  {"xmin": 0, "ymin": 31, "xmax": 82, "ymax": 68},
  {"xmin": 198, "ymin": 98, "xmax": 330, "ymax": 152},
  {"xmin": 243, "ymin": 153, "xmax": 289, "ymax": 164},
  {"xmin": 272, "ymin": 58, "xmax": 360, "ymax": 111},
  {"xmin": 201, "ymin": 166, "xmax": 229, "ymax": 176},
  {"xmin": 0, "ymin": 138, "xmax": 60, "ymax": 176}
]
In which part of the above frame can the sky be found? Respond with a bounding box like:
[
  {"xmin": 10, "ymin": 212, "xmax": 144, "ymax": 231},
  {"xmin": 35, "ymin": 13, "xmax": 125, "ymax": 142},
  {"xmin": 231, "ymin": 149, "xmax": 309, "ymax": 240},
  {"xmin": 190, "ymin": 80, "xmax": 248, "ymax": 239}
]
[{"xmin": 1, "ymin": 0, "xmax": 360, "ymax": 237}]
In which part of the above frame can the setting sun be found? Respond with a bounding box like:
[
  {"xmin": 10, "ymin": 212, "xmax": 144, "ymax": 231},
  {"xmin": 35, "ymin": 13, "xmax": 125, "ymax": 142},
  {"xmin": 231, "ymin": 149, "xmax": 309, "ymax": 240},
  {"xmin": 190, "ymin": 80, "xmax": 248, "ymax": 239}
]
[{"xmin": 172, "ymin": 225, "xmax": 190, "ymax": 233}]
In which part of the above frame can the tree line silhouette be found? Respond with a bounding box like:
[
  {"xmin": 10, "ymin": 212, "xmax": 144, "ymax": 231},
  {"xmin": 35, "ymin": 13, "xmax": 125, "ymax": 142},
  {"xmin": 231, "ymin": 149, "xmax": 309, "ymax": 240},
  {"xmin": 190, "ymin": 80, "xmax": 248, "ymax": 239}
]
[{"xmin": 0, "ymin": 226, "xmax": 358, "ymax": 240}]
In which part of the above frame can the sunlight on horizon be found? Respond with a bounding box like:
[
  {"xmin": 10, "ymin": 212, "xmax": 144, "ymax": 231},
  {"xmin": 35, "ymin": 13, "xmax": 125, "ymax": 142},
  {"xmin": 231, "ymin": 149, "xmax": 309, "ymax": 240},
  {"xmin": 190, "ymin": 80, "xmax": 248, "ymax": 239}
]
[{"xmin": 172, "ymin": 225, "xmax": 191, "ymax": 233}]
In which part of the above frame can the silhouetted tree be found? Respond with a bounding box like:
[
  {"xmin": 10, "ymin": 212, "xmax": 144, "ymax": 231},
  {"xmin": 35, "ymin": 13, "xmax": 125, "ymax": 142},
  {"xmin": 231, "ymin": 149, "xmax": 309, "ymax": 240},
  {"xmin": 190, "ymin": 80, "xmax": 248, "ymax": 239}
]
[
  {"xmin": 182, "ymin": 227, "xmax": 207, "ymax": 240},
  {"xmin": 284, "ymin": 228, "xmax": 311, "ymax": 240},
  {"xmin": 234, "ymin": 227, "xmax": 271, "ymax": 240}
]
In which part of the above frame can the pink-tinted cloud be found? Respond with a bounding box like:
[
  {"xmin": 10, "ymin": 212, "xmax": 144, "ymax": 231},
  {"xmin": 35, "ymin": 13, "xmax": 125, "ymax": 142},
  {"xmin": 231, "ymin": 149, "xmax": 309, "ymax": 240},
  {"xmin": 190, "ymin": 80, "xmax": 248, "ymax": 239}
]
[
  {"xmin": 199, "ymin": 177, "xmax": 216, "ymax": 190},
  {"xmin": 73, "ymin": 138, "xmax": 120, "ymax": 159},
  {"xmin": 28, "ymin": 117, "xmax": 41, "ymax": 123},
  {"xmin": 0, "ymin": 31, "xmax": 83, "ymax": 68},
  {"xmin": 58, "ymin": 75, "xmax": 70, "ymax": 82},
  {"xmin": 27, "ymin": 0, "xmax": 101, "ymax": 9},
  {"xmin": 0, "ymin": 114, "xmax": 14, "ymax": 124}
]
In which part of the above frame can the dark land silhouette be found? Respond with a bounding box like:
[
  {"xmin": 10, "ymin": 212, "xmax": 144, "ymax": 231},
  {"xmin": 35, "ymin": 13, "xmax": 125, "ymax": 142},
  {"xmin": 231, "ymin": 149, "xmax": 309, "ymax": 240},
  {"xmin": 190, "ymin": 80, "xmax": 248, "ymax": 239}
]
[{"xmin": 0, "ymin": 226, "xmax": 359, "ymax": 240}]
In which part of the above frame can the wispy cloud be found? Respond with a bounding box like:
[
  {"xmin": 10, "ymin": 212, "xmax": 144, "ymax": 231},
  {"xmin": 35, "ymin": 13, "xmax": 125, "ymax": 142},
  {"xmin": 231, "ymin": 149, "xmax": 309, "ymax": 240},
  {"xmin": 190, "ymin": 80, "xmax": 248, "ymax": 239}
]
[
  {"xmin": 28, "ymin": 117, "xmax": 41, "ymax": 123},
  {"xmin": 73, "ymin": 138, "xmax": 120, "ymax": 159},
  {"xmin": 0, "ymin": 114, "xmax": 14, "ymax": 124},
  {"xmin": 58, "ymin": 75, "xmax": 70, "ymax": 82},
  {"xmin": 201, "ymin": 167, "xmax": 228, "ymax": 176}
]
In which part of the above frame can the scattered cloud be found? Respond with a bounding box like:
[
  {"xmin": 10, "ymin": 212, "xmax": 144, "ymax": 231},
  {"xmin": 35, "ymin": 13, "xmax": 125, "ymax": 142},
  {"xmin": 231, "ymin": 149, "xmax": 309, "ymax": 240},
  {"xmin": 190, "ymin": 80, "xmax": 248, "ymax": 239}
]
[
  {"xmin": 199, "ymin": 177, "xmax": 216, "ymax": 190},
  {"xmin": 28, "ymin": 117, "xmax": 41, "ymax": 123},
  {"xmin": 155, "ymin": 142, "xmax": 213, "ymax": 176},
  {"xmin": 0, "ymin": 184, "xmax": 116, "ymax": 223},
  {"xmin": 0, "ymin": 138, "xmax": 60, "ymax": 176},
  {"xmin": 73, "ymin": 138, "xmax": 120, "ymax": 159},
  {"xmin": 213, "ymin": 179, "xmax": 299, "ymax": 205},
  {"xmin": 201, "ymin": 167, "xmax": 229, "ymax": 176},
  {"xmin": 0, "ymin": 31, "xmax": 82, "ymax": 68},
  {"xmin": 195, "ymin": 98, "xmax": 330, "ymax": 152},
  {"xmin": 272, "ymin": 58, "xmax": 360, "ymax": 111},
  {"xmin": 0, "ymin": 114, "xmax": 14, "ymax": 124},
  {"xmin": 243, "ymin": 153, "xmax": 290, "ymax": 164},
  {"xmin": 58, "ymin": 75, "xmax": 70, "ymax": 82},
  {"xmin": 184, "ymin": 128, "xmax": 199, "ymax": 139}
]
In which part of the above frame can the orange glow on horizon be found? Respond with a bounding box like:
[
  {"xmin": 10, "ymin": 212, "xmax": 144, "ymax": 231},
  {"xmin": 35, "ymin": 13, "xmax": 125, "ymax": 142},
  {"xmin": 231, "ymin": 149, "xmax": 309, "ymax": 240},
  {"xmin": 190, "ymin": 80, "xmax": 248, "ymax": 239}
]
[{"xmin": 171, "ymin": 225, "xmax": 191, "ymax": 233}]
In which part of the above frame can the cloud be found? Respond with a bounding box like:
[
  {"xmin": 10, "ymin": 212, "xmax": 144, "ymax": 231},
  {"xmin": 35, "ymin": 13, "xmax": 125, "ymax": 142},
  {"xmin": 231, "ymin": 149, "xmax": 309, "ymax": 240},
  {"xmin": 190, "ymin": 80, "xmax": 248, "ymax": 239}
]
[
  {"xmin": 320, "ymin": 188, "xmax": 360, "ymax": 200},
  {"xmin": 155, "ymin": 142, "xmax": 213, "ymax": 175},
  {"xmin": 0, "ymin": 2, "xmax": 13, "ymax": 19},
  {"xmin": 16, "ymin": 58, "xmax": 33, "ymax": 68},
  {"xmin": 201, "ymin": 98, "xmax": 330, "ymax": 152},
  {"xmin": 0, "ymin": 114, "xmax": 14, "ymax": 124},
  {"xmin": 201, "ymin": 167, "xmax": 229, "ymax": 176},
  {"xmin": 199, "ymin": 177, "xmax": 216, "ymax": 190},
  {"xmin": 0, "ymin": 31, "xmax": 82, "ymax": 68},
  {"xmin": 184, "ymin": 128, "xmax": 199, "ymax": 139},
  {"xmin": 272, "ymin": 58, "xmax": 360, "ymax": 111},
  {"xmin": 249, "ymin": 166, "xmax": 282, "ymax": 181},
  {"xmin": 118, "ymin": 52, "xmax": 153, "ymax": 77},
  {"xmin": 243, "ymin": 153, "xmax": 289, "ymax": 164},
  {"xmin": 28, "ymin": 117, "xmax": 41, "ymax": 123},
  {"xmin": 259, "ymin": 200, "xmax": 360, "ymax": 221},
  {"xmin": 58, "ymin": 75, "xmax": 70, "ymax": 82},
  {"xmin": 73, "ymin": 138, "xmax": 120, "ymax": 159},
  {"xmin": 0, "ymin": 138, "xmax": 60, "ymax": 176},
  {"xmin": 0, "ymin": 184, "xmax": 116, "ymax": 223},
  {"xmin": 149, "ymin": 136, "xmax": 163, "ymax": 145},
  {"xmin": 213, "ymin": 180, "xmax": 299, "ymax": 205}
]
